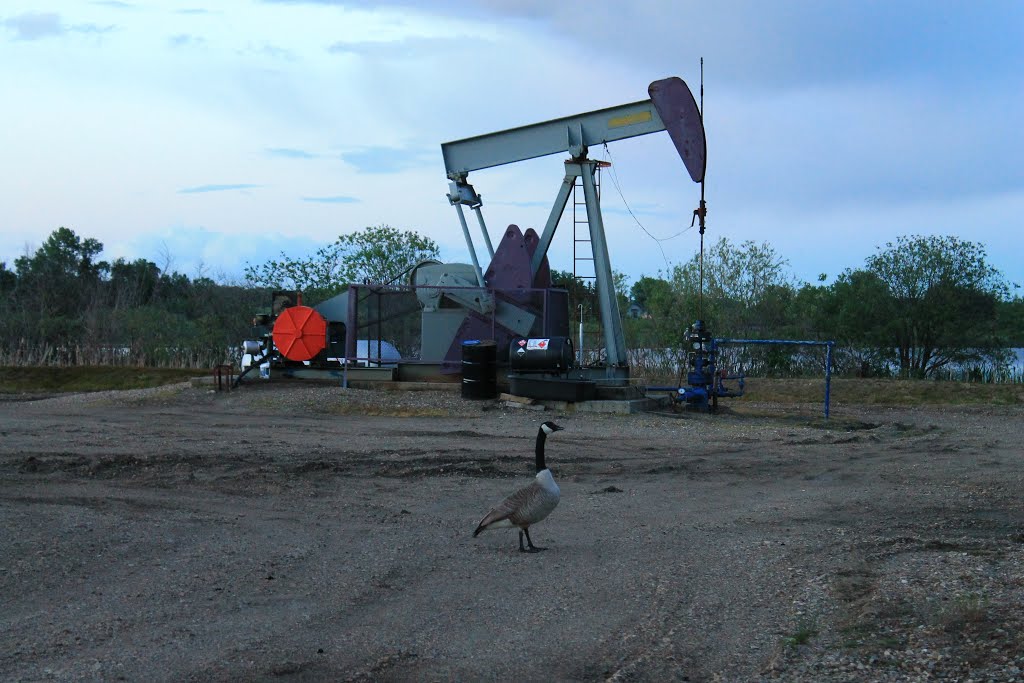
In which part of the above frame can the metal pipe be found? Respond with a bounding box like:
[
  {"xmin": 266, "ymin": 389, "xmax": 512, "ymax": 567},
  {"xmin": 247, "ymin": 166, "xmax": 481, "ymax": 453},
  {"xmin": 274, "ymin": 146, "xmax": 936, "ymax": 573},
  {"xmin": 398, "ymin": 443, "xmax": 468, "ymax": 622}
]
[
  {"xmin": 578, "ymin": 304, "xmax": 584, "ymax": 366},
  {"xmin": 345, "ymin": 285, "xmax": 357, "ymax": 364},
  {"xmin": 531, "ymin": 172, "xmax": 576, "ymax": 278},
  {"xmin": 454, "ymin": 203, "xmax": 487, "ymax": 287},
  {"xmin": 713, "ymin": 338, "xmax": 837, "ymax": 418},
  {"xmin": 472, "ymin": 205, "xmax": 495, "ymax": 260},
  {"xmin": 715, "ymin": 338, "xmax": 832, "ymax": 346}
]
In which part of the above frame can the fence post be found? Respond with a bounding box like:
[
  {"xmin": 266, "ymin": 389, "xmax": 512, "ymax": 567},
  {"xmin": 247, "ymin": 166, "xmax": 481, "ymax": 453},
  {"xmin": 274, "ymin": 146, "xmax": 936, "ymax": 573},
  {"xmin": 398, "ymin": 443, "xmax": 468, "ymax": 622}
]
[{"xmin": 825, "ymin": 342, "xmax": 834, "ymax": 420}]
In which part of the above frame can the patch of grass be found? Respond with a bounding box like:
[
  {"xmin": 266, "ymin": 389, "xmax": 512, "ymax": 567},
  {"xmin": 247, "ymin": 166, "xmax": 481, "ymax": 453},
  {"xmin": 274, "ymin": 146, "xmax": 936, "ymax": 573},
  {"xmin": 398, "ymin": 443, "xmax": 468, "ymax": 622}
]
[
  {"xmin": 936, "ymin": 593, "xmax": 989, "ymax": 632},
  {"xmin": 782, "ymin": 621, "xmax": 818, "ymax": 649},
  {"xmin": 737, "ymin": 377, "xmax": 1024, "ymax": 407},
  {"xmin": 0, "ymin": 366, "xmax": 204, "ymax": 393},
  {"xmin": 839, "ymin": 621, "xmax": 903, "ymax": 650}
]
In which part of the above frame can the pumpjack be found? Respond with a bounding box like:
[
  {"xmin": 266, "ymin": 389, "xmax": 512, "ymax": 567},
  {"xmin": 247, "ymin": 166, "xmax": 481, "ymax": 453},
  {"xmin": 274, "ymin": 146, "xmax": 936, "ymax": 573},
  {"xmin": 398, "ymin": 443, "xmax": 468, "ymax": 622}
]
[{"xmin": 423, "ymin": 76, "xmax": 707, "ymax": 383}]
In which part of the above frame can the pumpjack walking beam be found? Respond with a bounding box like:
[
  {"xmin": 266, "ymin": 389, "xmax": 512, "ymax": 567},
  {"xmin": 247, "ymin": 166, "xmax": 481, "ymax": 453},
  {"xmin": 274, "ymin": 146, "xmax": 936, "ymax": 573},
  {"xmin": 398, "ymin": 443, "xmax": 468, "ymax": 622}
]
[{"xmin": 441, "ymin": 77, "xmax": 706, "ymax": 378}]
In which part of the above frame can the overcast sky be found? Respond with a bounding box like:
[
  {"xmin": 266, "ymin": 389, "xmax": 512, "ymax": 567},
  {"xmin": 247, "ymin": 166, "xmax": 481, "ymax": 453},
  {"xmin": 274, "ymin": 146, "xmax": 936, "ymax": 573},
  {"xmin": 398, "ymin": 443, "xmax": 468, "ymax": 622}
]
[{"xmin": 2, "ymin": 0, "xmax": 1022, "ymax": 292}]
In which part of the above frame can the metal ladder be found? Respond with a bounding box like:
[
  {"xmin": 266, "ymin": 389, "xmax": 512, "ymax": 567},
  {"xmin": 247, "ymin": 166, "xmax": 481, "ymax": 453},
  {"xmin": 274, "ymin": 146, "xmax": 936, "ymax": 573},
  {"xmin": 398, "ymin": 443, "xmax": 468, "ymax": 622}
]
[
  {"xmin": 571, "ymin": 164, "xmax": 602, "ymax": 282},
  {"xmin": 571, "ymin": 164, "xmax": 606, "ymax": 366}
]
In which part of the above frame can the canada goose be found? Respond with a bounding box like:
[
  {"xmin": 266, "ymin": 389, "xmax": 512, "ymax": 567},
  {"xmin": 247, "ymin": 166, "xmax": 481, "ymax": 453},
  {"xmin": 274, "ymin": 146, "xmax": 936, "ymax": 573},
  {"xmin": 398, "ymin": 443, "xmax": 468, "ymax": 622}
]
[{"xmin": 473, "ymin": 421, "xmax": 564, "ymax": 552}]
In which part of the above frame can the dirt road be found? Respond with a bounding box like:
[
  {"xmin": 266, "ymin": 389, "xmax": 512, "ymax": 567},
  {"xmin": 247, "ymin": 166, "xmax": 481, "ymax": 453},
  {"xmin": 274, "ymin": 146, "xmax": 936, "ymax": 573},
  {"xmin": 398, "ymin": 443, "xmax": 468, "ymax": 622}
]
[{"xmin": 1, "ymin": 383, "xmax": 1022, "ymax": 681}]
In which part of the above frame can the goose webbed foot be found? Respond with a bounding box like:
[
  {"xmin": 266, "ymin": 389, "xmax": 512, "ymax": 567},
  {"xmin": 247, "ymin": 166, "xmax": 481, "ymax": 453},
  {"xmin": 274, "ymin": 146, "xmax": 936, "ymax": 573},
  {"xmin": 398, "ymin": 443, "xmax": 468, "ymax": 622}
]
[{"xmin": 519, "ymin": 529, "xmax": 546, "ymax": 553}]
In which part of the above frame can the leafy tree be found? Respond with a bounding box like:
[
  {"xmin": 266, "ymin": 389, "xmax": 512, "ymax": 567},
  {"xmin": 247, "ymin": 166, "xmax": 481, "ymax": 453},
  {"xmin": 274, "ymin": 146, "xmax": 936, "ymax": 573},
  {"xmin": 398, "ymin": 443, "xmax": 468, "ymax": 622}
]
[
  {"xmin": 0, "ymin": 262, "xmax": 15, "ymax": 295},
  {"xmin": 551, "ymin": 269, "xmax": 594, "ymax": 309},
  {"xmin": 818, "ymin": 269, "xmax": 897, "ymax": 375},
  {"xmin": 11, "ymin": 227, "xmax": 109, "ymax": 351},
  {"xmin": 622, "ymin": 274, "xmax": 676, "ymax": 347},
  {"xmin": 621, "ymin": 239, "xmax": 812, "ymax": 378},
  {"xmin": 0, "ymin": 227, "xmax": 270, "ymax": 367},
  {"xmin": 108, "ymin": 257, "xmax": 161, "ymax": 309},
  {"xmin": 14, "ymin": 227, "xmax": 107, "ymax": 282},
  {"xmin": 551, "ymin": 269, "xmax": 598, "ymax": 346},
  {"xmin": 670, "ymin": 237, "xmax": 791, "ymax": 307},
  {"xmin": 244, "ymin": 224, "xmax": 439, "ymax": 303},
  {"xmin": 665, "ymin": 236, "xmax": 795, "ymax": 338},
  {"xmin": 629, "ymin": 276, "xmax": 672, "ymax": 311},
  {"xmin": 824, "ymin": 235, "xmax": 1011, "ymax": 378},
  {"xmin": 997, "ymin": 296, "xmax": 1024, "ymax": 346},
  {"xmin": 790, "ymin": 281, "xmax": 832, "ymax": 339},
  {"xmin": 343, "ymin": 225, "xmax": 440, "ymax": 285}
]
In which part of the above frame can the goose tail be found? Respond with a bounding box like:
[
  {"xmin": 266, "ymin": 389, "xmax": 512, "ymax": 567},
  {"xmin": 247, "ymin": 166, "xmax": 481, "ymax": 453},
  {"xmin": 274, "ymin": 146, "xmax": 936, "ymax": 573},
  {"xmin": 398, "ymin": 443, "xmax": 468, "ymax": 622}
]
[{"xmin": 473, "ymin": 509, "xmax": 506, "ymax": 537}]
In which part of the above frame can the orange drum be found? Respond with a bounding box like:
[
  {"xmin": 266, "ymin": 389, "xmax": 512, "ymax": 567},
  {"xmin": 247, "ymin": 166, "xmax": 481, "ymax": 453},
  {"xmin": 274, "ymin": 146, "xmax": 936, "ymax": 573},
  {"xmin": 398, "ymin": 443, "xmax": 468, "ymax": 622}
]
[{"xmin": 271, "ymin": 306, "xmax": 327, "ymax": 361}]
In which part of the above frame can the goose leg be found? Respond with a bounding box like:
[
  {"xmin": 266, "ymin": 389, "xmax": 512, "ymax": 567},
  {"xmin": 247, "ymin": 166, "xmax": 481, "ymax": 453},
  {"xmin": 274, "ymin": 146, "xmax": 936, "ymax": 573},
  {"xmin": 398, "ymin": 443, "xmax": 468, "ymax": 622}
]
[{"xmin": 520, "ymin": 528, "xmax": 545, "ymax": 553}]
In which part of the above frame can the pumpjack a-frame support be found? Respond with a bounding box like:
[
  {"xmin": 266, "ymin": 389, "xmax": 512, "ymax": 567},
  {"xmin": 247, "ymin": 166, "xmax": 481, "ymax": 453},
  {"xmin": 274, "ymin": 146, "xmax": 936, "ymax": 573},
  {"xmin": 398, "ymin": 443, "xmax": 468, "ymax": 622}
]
[{"xmin": 440, "ymin": 76, "xmax": 707, "ymax": 380}]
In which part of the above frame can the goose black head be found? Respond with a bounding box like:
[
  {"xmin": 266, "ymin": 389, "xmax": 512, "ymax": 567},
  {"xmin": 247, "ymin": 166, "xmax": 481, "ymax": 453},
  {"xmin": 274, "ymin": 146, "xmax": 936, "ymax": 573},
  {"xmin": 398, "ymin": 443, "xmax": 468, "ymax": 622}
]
[
  {"xmin": 535, "ymin": 421, "xmax": 563, "ymax": 472},
  {"xmin": 540, "ymin": 421, "xmax": 563, "ymax": 435}
]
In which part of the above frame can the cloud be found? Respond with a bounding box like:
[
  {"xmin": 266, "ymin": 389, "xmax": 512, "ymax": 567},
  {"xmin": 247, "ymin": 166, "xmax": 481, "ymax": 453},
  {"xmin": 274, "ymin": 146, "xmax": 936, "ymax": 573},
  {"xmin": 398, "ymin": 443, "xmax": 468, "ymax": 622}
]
[
  {"xmin": 261, "ymin": 0, "xmax": 347, "ymax": 4},
  {"xmin": 302, "ymin": 195, "xmax": 360, "ymax": 204},
  {"xmin": 240, "ymin": 42, "xmax": 295, "ymax": 60},
  {"xmin": 2, "ymin": 12, "xmax": 117, "ymax": 40},
  {"xmin": 175, "ymin": 8, "xmax": 213, "ymax": 14},
  {"xmin": 168, "ymin": 33, "xmax": 203, "ymax": 48},
  {"xmin": 91, "ymin": 1, "xmax": 136, "ymax": 9},
  {"xmin": 282, "ymin": 0, "xmax": 1024, "ymax": 90},
  {"xmin": 266, "ymin": 147, "xmax": 318, "ymax": 159},
  {"xmin": 118, "ymin": 225, "xmax": 325, "ymax": 283},
  {"xmin": 327, "ymin": 34, "xmax": 482, "ymax": 59},
  {"xmin": 72, "ymin": 23, "xmax": 117, "ymax": 36},
  {"xmin": 259, "ymin": 0, "xmax": 522, "ymax": 17},
  {"xmin": 3, "ymin": 12, "xmax": 64, "ymax": 40},
  {"xmin": 341, "ymin": 146, "xmax": 437, "ymax": 174},
  {"xmin": 178, "ymin": 184, "xmax": 262, "ymax": 194}
]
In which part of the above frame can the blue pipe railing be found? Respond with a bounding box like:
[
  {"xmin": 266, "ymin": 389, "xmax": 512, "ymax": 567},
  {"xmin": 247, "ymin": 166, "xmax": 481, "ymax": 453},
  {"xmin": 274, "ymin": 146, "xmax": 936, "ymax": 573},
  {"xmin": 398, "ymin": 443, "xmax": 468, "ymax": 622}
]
[{"xmin": 713, "ymin": 338, "xmax": 836, "ymax": 418}]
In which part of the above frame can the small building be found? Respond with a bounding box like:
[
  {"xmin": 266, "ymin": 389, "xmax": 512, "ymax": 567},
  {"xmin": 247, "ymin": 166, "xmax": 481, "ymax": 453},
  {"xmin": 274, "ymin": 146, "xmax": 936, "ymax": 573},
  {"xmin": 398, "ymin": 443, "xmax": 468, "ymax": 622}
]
[{"xmin": 625, "ymin": 301, "xmax": 648, "ymax": 319}]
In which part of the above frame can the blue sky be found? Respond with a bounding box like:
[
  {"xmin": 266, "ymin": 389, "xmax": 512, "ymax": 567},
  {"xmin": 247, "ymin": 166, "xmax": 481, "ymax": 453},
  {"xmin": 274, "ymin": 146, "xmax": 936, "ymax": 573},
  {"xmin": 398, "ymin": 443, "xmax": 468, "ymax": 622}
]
[{"xmin": 1, "ymin": 0, "xmax": 1022, "ymax": 291}]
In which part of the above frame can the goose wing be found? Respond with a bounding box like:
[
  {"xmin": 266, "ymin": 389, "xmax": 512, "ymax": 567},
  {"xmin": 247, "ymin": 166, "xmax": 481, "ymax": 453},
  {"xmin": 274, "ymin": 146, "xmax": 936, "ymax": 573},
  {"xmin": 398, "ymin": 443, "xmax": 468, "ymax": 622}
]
[{"xmin": 473, "ymin": 481, "xmax": 543, "ymax": 535}]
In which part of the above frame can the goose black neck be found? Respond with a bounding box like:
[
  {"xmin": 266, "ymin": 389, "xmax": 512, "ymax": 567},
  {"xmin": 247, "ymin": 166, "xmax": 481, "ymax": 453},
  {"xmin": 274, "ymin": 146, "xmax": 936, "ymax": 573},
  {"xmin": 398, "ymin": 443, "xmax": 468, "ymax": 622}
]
[{"xmin": 535, "ymin": 428, "xmax": 547, "ymax": 473}]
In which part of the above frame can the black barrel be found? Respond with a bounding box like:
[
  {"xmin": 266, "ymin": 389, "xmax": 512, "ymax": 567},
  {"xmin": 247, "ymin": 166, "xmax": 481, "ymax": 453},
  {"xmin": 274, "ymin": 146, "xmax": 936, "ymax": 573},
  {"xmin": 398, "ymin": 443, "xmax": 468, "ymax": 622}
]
[
  {"xmin": 509, "ymin": 336, "xmax": 574, "ymax": 373},
  {"xmin": 461, "ymin": 339, "xmax": 497, "ymax": 399}
]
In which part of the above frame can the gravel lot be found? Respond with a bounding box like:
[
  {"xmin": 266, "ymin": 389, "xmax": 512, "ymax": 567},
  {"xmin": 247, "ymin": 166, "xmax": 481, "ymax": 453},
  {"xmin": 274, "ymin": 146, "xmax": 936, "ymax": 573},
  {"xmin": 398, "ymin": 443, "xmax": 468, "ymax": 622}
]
[{"xmin": 1, "ymin": 381, "xmax": 1022, "ymax": 682}]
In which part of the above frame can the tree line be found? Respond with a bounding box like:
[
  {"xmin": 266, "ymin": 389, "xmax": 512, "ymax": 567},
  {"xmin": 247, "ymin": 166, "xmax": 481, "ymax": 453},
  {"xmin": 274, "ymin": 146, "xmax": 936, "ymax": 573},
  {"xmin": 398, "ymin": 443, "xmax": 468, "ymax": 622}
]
[
  {"xmin": 0, "ymin": 225, "xmax": 438, "ymax": 368},
  {"xmin": 2, "ymin": 226, "xmax": 1020, "ymax": 380},
  {"xmin": 558, "ymin": 234, "xmax": 1022, "ymax": 381},
  {"xmin": 0, "ymin": 227, "xmax": 266, "ymax": 367}
]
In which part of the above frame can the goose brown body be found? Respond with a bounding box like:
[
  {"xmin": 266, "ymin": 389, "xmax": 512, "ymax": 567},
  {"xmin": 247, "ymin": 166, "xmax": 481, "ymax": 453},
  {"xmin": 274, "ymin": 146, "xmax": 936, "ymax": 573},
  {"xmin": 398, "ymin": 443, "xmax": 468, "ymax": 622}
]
[
  {"xmin": 473, "ymin": 469, "xmax": 560, "ymax": 533},
  {"xmin": 473, "ymin": 421, "xmax": 563, "ymax": 552}
]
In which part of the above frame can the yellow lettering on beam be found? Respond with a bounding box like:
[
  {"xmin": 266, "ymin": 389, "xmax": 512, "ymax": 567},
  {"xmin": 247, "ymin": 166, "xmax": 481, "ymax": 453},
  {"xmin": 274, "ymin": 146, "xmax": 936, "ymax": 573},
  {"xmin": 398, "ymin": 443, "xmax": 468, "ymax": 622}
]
[{"xmin": 608, "ymin": 110, "xmax": 652, "ymax": 129}]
